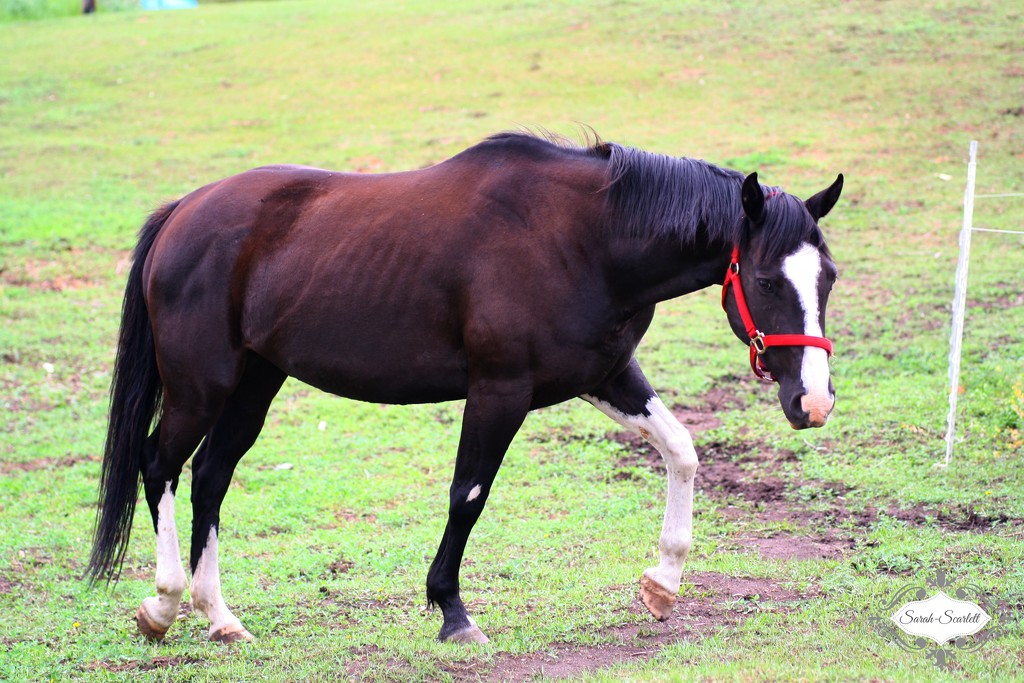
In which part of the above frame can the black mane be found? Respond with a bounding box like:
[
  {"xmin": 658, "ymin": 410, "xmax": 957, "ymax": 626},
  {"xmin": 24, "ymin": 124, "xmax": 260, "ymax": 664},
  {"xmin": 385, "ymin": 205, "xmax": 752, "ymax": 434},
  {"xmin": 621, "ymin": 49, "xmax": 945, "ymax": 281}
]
[
  {"xmin": 602, "ymin": 143, "xmax": 745, "ymax": 248},
  {"xmin": 480, "ymin": 132, "xmax": 827, "ymax": 262},
  {"xmin": 604, "ymin": 143, "xmax": 832, "ymax": 262}
]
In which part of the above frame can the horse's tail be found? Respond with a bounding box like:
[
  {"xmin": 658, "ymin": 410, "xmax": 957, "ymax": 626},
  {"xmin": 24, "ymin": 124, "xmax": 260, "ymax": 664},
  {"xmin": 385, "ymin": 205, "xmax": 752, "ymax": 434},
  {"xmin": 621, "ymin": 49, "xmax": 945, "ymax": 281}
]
[{"xmin": 88, "ymin": 201, "xmax": 178, "ymax": 584}]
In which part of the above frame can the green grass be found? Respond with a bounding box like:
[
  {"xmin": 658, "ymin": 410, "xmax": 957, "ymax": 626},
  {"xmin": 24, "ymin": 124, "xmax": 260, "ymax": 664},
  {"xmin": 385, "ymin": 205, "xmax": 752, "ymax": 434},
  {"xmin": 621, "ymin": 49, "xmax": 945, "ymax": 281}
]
[
  {"xmin": 2, "ymin": 0, "xmax": 1023, "ymax": 681},
  {"xmin": 0, "ymin": 0, "xmax": 135, "ymax": 22},
  {"xmin": 0, "ymin": 0, "xmax": 264, "ymax": 23}
]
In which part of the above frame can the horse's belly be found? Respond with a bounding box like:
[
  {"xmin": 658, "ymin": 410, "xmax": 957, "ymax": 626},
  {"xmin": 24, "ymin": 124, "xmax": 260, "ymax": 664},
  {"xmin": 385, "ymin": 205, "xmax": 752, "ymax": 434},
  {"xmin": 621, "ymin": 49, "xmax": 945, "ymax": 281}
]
[
  {"xmin": 307, "ymin": 356, "xmax": 468, "ymax": 405},
  {"xmin": 252, "ymin": 314, "xmax": 469, "ymax": 405},
  {"xmin": 295, "ymin": 366, "xmax": 469, "ymax": 405}
]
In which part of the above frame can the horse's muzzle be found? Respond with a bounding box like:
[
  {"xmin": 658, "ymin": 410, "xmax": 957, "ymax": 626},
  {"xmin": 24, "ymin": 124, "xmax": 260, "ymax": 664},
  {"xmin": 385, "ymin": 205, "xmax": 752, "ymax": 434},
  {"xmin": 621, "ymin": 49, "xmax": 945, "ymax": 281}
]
[
  {"xmin": 802, "ymin": 392, "xmax": 835, "ymax": 427},
  {"xmin": 786, "ymin": 391, "xmax": 835, "ymax": 429}
]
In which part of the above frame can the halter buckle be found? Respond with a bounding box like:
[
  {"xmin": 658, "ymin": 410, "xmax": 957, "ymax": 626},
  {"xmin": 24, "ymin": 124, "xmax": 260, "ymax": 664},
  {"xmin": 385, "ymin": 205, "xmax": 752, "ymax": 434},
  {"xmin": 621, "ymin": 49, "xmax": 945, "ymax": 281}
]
[
  {"xmin": 730, "ymin": 261, "xmax": 740, "ymax": 275},
  {"xmin": 750, "ymin": 333, "xmax": 767, "ymax": 355}
]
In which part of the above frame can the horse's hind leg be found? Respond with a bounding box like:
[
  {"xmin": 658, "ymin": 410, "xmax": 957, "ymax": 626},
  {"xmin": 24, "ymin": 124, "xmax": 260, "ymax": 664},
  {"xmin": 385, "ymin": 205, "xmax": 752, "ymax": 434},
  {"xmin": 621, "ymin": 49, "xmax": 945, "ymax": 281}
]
[
  {"xmin": 137, "ymin": 405, "xmax": 221, "ymax": 641},
  {"xmin": 189, "ymin": 354, "xmax": 285, "ymax": 643}
]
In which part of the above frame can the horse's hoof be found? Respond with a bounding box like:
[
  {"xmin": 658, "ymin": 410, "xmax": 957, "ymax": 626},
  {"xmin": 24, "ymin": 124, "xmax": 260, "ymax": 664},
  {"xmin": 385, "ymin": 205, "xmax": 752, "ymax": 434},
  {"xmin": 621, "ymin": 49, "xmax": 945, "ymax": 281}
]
[
  {"xmin": 209, "ymin": 625, "xmax": 254, "ymax": 644},
  {"xmin": 640, "ymin": 573, "xmax": 676, "ymax": 622},
  {"xmin": 136, "ymin": 604, "xmax": 169, "ymax": 641},
  {"xmin": 440, "ymin": 624, "xmax": 489, "ymax": 644}
]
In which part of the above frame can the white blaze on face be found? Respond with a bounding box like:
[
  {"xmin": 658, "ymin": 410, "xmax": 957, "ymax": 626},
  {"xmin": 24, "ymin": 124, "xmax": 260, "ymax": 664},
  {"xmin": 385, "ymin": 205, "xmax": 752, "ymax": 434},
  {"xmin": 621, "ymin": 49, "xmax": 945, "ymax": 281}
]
[{"xmin": 781, "ymin": 242, "xmax": 834, "ymax": 425}]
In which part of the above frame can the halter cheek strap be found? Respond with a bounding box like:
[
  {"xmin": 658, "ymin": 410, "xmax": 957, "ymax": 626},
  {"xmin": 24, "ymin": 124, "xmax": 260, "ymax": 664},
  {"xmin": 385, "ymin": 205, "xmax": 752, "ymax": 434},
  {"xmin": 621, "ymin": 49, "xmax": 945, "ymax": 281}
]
[{"xmin": 721, "ymin": 245, "xmax": 834, "ymax": 382}]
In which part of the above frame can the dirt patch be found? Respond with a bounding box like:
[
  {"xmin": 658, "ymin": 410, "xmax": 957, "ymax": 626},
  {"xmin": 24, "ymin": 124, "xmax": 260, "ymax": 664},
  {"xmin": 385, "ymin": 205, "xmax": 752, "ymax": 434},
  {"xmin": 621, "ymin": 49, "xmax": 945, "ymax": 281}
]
[
  {"xmin": 344, "ymin": 644, "xmax": 420, "ymax": 680},
  {"xmin": 320, "ymin": 558, "xmax": 354, "ymax": 579},
  {"xmin": 0, "ymin": 254, "xmax": 113, "ymax": 292},
  {"xmin": 967, "ymin": 292, "xmax": 1024, "ymax": 310},
  {"xmin": 698, "ymin": 443, "xmax": 870, "ymax": 553},
  {"xmin": 894, "ymin": 304, "xmax": 946, "ymax": 334},
  {"xmin": 604, "ymin": 381, "xmax": 1024, "ymax": 537},
  {"xmin": 317, "ymin": 589, "xmax": 417, "ymax": 628},
  {"xmin": 607, "ymin": 382, "xmax": 754, "ymax": 475},
  {"xmin": 334, "ymin": 508, "xmax": 378, "ymax": 524},
  {"xmin": 700, "ymin": 383, "xmax": 749, "ymax": 412},
  {"xmin": 610, "ymin": 411, "xmax": 1019, "ymax": 573},
  {"xmin": 112, "ymin": 563, "xmax": 154, "ymax": 582},
  {"xmin": 86, "ymin": 655, "xmax": 201, "ymax": 673},
  {"xmin": 615, "ymin": 433, "xmax": 807, "ymax": 511},
  {"xmin": 0, "ymin": 454, "xmax": 100, "ymax": 475},
  {"xmin": 665, "ymin": 380, "xmax": 752, "ymax": 434},
  {"xmin": 737, "ymin": 532, "xmax": 854, "ymax": 561},
  {"xmin": 443, "ymin": 571, "xmax": 811, "ymax": 682},
  {"xmin": 614, "ymin": 425, "xmax": 1022, "ymax": 538},
  {"xmin": 671, "ymin": 406, "xmax": 723, "ymax": 433},
  {"xmin": 319, "ymin": 506, "xmax": 380, "ymax": 531},
  {"xmin": 699, "ymin": 443, "xmax": 791, "ymax": 503},
  {"xmin": 886, "ymin": 503, "xmax": 1024, "ymax": 532},
  {"xmin": 834, "ymin": 274, "xmax": 893, "ymax": 307},
  {"xmin": 252, "ymin": 525, "xmax": 292, "ymax": 539},
  {"xmin": 0, "ymin": 271, "xmax": 99, "ymax": 292},
  {"xmin": 880, "ymin": 199, "xmax": 926, "ymax": 214}
]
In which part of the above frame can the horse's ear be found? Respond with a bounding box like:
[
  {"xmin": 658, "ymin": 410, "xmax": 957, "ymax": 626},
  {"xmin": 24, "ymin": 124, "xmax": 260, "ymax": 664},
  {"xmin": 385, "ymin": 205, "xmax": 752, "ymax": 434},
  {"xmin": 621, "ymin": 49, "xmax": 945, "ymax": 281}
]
[
  {"xmin": 741, "ymin": 172, "xmax": 765, "ymax": 225},
  {"xmin": 805, "ymin": 173, "xmax": 844, "ymax": 222}
]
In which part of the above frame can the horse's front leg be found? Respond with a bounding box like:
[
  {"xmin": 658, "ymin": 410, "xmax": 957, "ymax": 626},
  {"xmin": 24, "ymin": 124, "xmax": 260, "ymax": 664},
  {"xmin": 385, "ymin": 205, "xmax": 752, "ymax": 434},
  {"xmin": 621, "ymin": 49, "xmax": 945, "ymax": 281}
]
[
  {"xmin": 582, "ymin": 357, "xmax": 698, "ymax": 621},
  {"xmin": 426, "ymin": 378, "xmax": 531, "ymax": 644}
]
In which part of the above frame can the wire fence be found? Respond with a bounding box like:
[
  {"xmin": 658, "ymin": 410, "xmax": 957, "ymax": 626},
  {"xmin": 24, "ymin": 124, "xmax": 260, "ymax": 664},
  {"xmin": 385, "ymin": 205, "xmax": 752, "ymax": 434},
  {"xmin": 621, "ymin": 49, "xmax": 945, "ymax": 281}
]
[{"xmin": 940, "ymin": 141, "xmax": 1024, "ymax": 467}]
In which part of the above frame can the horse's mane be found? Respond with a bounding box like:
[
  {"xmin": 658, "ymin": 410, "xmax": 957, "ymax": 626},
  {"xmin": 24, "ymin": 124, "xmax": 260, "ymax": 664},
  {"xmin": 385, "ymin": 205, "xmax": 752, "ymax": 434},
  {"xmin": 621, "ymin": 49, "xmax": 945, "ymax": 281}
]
[
  {"xmin": 479, "ymin": 132, "xmax": 827, "ymax": 262},
  {"xmin": 601, "ymin": 143, "xmax": 745, "ymax": 248},
  {"xmin": 601, "ymin": 143, "xmax": 829, "ymax": 262}
]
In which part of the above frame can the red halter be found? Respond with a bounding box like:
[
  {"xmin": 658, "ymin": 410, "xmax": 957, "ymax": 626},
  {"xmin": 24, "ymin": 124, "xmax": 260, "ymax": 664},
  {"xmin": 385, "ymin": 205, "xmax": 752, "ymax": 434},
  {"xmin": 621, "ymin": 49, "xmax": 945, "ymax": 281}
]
[{"xmin": 721, "ymin": 245, "xmax": 834, "ymax": 382}]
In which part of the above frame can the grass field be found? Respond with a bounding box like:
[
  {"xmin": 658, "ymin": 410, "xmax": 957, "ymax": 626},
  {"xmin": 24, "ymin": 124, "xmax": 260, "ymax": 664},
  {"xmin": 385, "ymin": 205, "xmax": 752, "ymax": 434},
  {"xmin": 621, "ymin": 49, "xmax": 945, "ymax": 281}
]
[{"xmin": 1, "ymin": 1, "xmax": 1022, "ymax": 681}]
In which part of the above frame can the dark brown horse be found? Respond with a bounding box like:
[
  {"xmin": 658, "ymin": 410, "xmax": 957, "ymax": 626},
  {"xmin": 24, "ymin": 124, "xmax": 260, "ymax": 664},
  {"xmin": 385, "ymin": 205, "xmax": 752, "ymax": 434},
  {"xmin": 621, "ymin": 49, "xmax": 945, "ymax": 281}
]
[{"xmin": 89, "ymin": 132, "xmax": 842, "ymax": 644}]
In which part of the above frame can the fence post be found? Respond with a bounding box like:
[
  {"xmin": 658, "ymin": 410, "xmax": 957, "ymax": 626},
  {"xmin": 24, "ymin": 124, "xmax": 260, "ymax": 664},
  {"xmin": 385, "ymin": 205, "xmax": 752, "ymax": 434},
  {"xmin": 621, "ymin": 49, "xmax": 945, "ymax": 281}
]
[{"xmin": 940, "ymin": 140, "xmax": 978, "ymax": 467}]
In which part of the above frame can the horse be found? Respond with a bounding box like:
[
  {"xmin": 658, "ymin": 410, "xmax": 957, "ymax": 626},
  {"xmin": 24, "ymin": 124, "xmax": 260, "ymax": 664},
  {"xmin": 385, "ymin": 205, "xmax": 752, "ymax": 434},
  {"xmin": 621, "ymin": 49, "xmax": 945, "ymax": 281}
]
[{"xmin": 88, "ymin": 132, "xmax": 842, "ymax": 645}]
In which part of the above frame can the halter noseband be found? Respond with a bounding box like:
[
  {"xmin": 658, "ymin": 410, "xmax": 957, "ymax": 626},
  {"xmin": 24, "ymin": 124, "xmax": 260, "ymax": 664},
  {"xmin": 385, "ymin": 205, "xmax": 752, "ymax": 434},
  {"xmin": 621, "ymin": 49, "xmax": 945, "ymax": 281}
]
[{"xmin": 721, "ymin": 244, "xmax": 834, "ymax": 382}]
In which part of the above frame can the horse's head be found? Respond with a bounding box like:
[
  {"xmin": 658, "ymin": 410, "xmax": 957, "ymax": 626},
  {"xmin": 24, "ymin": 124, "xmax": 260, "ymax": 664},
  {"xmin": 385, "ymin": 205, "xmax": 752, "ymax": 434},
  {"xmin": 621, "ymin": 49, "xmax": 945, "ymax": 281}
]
[{"xmin": 722, "ymin": 172, "xmax": 843, "ymax": 429}]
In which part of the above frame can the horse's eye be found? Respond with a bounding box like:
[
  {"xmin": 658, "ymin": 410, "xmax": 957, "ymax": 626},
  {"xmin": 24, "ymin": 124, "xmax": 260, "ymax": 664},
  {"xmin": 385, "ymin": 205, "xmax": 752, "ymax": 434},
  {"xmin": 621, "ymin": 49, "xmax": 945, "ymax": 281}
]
[{"xmin": 756, "ymin": 278, "xmax": 775, "ymax": 293}]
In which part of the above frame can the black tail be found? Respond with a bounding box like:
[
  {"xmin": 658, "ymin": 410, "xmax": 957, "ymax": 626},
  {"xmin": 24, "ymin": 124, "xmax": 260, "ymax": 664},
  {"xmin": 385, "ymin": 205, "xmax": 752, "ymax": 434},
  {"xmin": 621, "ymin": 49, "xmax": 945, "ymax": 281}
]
[{"xmin": 88, "ymin": 201, "xmax": 178, "ymax": 584}]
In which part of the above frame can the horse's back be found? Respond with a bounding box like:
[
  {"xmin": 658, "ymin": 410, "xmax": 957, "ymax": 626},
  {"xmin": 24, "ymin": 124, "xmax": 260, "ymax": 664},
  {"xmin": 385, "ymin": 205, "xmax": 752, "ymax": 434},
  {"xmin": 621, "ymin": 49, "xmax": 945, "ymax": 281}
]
[{"xmin": 144, "ymin": 147, "xmax": 614, "ymax": 404}]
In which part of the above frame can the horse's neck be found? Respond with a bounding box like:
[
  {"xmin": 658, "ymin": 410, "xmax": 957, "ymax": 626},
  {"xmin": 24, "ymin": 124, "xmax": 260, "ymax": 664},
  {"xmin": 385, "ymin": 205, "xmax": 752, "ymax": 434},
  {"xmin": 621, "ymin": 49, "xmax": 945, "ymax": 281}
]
[
  {"xmin": 606, "ymin": 234, "xmax": 733, "ymax": 311},
  {"xmin": 599, "ymin": 157, "xmax": 742, "ymax": 310}
]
